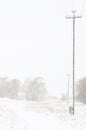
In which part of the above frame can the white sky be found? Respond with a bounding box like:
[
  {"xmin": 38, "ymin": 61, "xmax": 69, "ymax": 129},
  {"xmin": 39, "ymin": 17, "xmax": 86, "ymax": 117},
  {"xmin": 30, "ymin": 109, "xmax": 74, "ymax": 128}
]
[{"xmin": 0, "ymin": 0, "xmax": 86, "ymax": 97}]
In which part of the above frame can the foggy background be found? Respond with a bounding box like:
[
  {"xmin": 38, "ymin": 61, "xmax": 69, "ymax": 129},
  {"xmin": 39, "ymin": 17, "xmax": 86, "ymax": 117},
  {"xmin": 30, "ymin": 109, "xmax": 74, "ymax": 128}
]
[{"xmin": 0, "ymin": 0, "xmax": 86, "ymax": 97}]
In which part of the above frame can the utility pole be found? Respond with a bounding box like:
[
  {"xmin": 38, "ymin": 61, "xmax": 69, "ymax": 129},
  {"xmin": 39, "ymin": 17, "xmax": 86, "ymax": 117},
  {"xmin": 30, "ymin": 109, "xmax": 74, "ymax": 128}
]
[{"xmin": 66, "ymin": 10, "xmax": 82, "ymax": 115}]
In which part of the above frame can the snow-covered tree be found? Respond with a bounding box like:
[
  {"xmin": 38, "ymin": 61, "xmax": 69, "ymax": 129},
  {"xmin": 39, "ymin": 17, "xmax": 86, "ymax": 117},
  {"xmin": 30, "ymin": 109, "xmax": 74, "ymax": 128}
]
[
  {"xmin": 25, "ymin": 77, "xmax": 47, "ymax": 101},
  {"xmin": 7, "ymin": 79, "xmax": 20, "ymax": 99},
  {"xmin": 76, "ymin": 77, "xmax": 86, "ymax": 103},
  {"xmin": 0, "ymin": 77, "xmax": 8, "ymax": 97}
]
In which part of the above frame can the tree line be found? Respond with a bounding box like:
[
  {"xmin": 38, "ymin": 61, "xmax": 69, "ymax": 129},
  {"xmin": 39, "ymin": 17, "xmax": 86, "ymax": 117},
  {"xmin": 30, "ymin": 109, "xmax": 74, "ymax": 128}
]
[{"xmin": 0, "ymin": 77, "xmax": 47, "ymax": 101}]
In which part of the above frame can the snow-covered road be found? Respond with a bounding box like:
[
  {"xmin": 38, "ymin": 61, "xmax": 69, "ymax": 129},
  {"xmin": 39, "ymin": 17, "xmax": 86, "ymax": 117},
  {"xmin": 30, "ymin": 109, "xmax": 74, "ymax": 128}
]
[{"xmin": 0, "ymin": 98, "xmax": 86, "ymax": 130}]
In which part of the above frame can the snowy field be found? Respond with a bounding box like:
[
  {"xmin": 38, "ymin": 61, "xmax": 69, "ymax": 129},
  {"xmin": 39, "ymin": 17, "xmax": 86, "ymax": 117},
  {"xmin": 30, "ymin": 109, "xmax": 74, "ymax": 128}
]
[{"xmin": 0, "ymin": 98, "xmax": 86, "ymax": 130}]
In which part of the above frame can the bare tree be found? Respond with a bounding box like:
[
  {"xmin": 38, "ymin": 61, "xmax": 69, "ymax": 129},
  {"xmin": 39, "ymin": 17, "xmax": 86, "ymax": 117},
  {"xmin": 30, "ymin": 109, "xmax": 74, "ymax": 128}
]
[
  {"xmin": 25, "ymin": 77, "xmax": 47, "ymax": 101},
  {"xmin": 76, "ymin": 77, "xmax": 86, "ymax": 103},
  {"xmin": 0, "ymin": 77, "xmax": 8, "ymax": 97},
  {"xmin": 7, "ymin": 79, "xmax": 20, "ymax": 99}
]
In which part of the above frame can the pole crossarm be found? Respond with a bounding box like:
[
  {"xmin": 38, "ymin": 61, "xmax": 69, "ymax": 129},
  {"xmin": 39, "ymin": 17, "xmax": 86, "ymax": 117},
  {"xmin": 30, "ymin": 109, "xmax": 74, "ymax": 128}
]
[{"xmin": 66, "ymin": 16, "xmax": 82, "ymax": 19}]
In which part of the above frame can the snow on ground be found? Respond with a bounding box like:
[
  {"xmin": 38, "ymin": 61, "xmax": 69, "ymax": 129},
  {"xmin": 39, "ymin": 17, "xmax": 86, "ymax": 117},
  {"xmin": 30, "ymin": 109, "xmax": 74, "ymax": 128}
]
[{"xmin": 0, "ymin": 98, "xmax": 86, "ymax": 130}]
